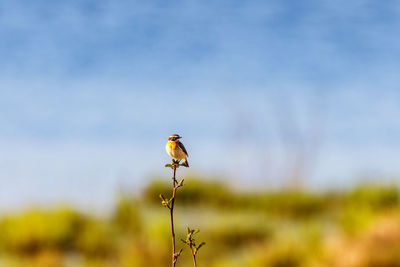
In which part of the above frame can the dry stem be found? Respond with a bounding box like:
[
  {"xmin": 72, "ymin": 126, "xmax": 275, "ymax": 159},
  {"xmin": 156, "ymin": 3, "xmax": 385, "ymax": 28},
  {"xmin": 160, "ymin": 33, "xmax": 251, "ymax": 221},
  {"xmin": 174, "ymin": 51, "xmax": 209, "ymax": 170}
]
[
  {"xmin": 166, "ymin": 163, "xmax": 184, "ymax": 267},
  {"xmin": 170, "ymin": 166, "xmax": 177, "ymax": 266},
  {"xmin": 190, "ymin": 246, "xmax": 198, "ymax": 267}
]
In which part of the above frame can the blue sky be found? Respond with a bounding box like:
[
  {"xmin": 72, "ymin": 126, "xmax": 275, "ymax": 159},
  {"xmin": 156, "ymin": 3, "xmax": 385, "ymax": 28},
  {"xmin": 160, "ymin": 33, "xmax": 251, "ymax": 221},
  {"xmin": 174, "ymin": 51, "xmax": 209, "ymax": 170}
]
[{"xmin": 0, "ymin": 0, "xmax": 400, "ymax": 209}]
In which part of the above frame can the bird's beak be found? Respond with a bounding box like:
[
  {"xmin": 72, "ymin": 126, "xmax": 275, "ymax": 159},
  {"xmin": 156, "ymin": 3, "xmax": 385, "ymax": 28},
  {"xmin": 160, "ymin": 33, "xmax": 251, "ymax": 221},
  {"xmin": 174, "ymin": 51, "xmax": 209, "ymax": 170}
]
[{"xmin": 177, "ymin": 136, "xmax": 182, "ymax": 139}]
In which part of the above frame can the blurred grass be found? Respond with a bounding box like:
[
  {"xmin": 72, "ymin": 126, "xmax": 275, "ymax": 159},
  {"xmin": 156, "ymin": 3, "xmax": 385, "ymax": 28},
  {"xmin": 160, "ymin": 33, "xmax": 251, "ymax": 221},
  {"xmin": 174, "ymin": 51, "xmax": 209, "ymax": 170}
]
[{"xmin": 0, "ymin": 177, "xmax": 399, "ymax": 266}]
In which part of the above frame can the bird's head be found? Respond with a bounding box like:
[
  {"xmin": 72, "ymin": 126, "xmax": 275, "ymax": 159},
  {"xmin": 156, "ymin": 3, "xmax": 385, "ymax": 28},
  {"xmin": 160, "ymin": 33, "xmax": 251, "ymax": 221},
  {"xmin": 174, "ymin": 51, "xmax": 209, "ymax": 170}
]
[{"xmin": 168, "ymin": 134, "xmax": 182, "ymax": 141}]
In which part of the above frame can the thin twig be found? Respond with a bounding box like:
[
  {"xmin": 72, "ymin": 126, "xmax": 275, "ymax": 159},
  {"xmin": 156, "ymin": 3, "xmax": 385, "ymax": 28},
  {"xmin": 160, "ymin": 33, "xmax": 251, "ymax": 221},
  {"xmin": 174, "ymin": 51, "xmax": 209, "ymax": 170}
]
[
  {"xmin": 170, "ymin": 165, "xmax": 177, "ymax": 267},
  {"xmin": 162, "ymin": 160, "xmax": 186, "ymax": 266},
  {"xmin": 190, "ymin": 246, "xmax": 197, "ymax": 267},
  {"xmin": 182, "ymin": 227, "xmax": 205, "ymax": 267}
]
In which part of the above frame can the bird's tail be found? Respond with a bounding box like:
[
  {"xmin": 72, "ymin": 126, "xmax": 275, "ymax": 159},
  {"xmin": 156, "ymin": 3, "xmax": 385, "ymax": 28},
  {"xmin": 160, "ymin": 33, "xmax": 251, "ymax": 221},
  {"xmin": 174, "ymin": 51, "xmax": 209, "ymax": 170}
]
[{"xmin": 183, "ymin": 158, "xmax": 189, "ymax": 167}]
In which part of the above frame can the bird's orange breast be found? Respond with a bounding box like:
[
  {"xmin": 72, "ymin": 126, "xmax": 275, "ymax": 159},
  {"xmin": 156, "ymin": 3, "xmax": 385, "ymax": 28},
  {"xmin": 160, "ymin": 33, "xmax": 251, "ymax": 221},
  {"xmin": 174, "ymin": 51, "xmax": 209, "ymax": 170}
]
[{"xmin": 167, "ymin": 141, "xmax": 178, "ymax": 151}]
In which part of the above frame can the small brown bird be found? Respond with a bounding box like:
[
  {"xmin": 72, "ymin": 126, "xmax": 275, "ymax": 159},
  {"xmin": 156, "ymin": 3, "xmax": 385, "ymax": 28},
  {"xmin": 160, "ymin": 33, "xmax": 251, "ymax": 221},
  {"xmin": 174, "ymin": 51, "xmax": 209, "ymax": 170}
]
[{"xmin": 165, "ymin": 134, "xmax": 189, "ymax": 167}]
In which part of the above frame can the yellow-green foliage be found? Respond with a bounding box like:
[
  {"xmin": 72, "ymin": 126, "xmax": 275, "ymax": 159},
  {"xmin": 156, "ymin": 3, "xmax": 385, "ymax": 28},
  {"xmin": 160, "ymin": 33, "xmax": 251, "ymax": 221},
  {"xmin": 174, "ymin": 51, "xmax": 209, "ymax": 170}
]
[
  {"xmin": 0, "ymin": 208, "xmax": 85, "ymax": 254},
  {"xmin": 0, "ymin": 179, "xmax": 399, "ymax": 267},
  {"xmin": 143, "ymin": 175, "xmax": 232, "ymax": 206},
  {"xmin": 112, "ymin": 195, "xmax": 141, "ymax": 234},
  {"xmin": 345, "ymin": 183, "xmax": 400, "ymax": 210},
  {"xmin": 143, "ymin": 177, "xmax": 327, "ymax": 218}
]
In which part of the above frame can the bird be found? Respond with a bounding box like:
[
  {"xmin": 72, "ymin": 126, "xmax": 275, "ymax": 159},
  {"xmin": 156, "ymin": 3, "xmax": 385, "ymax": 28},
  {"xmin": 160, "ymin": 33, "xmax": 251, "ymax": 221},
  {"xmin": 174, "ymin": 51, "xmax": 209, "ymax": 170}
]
[{"xmin": 165, "ymin": 134, "xmax": 189, "ymax": 167}]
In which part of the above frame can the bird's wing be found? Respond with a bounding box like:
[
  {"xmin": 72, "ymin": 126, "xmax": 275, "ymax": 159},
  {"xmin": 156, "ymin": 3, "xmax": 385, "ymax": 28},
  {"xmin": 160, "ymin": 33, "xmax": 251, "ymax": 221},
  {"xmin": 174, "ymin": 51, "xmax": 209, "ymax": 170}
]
[{"xmin": 178, "ymin": 141, "xmax": 189, "ymax": 157}]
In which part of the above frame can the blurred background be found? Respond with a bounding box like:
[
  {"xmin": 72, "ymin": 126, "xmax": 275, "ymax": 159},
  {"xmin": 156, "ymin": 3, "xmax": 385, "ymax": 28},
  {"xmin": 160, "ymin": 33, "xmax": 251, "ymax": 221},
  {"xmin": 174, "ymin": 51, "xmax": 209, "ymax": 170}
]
[{"xmin": 0, "ymin": 1, "xmax": 400, "ymax": 266}]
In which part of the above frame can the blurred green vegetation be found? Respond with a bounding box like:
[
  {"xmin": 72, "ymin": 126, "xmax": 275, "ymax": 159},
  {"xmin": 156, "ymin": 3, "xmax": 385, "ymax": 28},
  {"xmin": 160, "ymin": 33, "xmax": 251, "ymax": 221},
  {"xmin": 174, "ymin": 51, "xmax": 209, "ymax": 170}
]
[{"xmin": 0, "ymin": 176, "xmax": 400, "ymax": 267}]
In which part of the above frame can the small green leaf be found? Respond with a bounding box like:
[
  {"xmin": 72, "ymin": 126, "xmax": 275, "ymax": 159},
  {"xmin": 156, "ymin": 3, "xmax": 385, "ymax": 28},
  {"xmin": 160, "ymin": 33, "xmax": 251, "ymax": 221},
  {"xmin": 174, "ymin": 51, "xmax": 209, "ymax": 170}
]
[
  {"xmin": 197, "ymin": 242, "xmax": 206, "ymax": 250},
  {"xmin": 176, "ymin": 248, "xmax": 183, "ymax": 257},
  {"xmin": 186, "ymin": 227, "xmax": 190, "ymax": 235},
  {"xmin": 165, "ymin": 164, "xmax": 172, "ymax": 168},
  {"xmin": 193, "ymin": 228, "xmax": 200, "ymax": 235},
  {"xmin": 177, "ymin": 179, "xmax": 184, "ymax": 187}
]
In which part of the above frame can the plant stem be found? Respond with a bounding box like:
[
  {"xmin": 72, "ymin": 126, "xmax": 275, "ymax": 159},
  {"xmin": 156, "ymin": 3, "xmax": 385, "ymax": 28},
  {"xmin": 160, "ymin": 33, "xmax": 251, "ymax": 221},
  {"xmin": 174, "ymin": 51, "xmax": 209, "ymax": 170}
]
[
  {"xmin": 170, "ymin": 166, "xmax": 177, "ymax": 267},
  {"xmin": 190, "ymin": 247, "xmax": 197, "ymax": 267}
]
